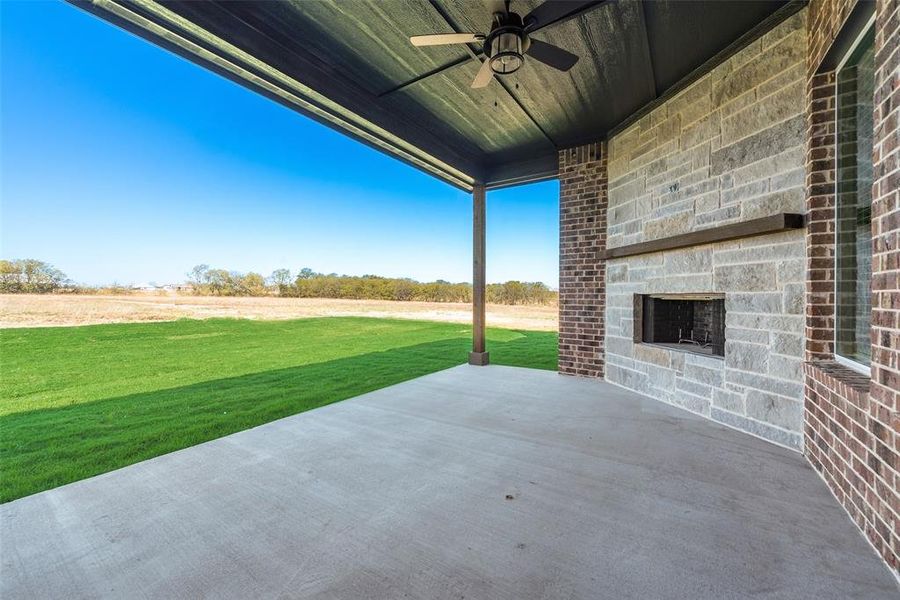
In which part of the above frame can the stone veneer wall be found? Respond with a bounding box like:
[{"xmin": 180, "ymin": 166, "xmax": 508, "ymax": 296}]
[
  {"xmin": 558, "ymin": 143, "xmax": 608, "ymax": 377},
  {"xmin": 803, "ymin": 0, "xmax": 899, "ymax": 572},
  {"xmin": 603, "ymin": 10, "xmax": 809, "ymax": 449}
]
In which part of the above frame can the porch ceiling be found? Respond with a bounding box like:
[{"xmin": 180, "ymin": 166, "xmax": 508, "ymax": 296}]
[{"xmin": 71, "ymin": 0, "xmax": 802, "ymax": 190}]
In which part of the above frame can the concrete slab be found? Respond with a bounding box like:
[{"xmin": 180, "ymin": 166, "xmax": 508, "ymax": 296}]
[{"xmin": 2, "ymin": 365, "xmax": 896, "ymax": 598}]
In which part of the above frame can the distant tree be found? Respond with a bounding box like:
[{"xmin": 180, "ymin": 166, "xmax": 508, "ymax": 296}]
[
  {"xmin": 204, "ymin": 269, "xmax": 230, "ymax": 295},
  {"xmin": 239, "ymin": 272, "xmax": 267, "ymax": 296},
  {"xmin": 0, "ymin": 259, "xmax": 68, "ymax": 293},
  {"xmin": 187, "ymin": 264, "xmax": 210, "ymax": 287},
  {"xmin": 269, "ymin": 269, "xmax": 293, "ymax": 296},
  {"xmin": 269, "ymin": 269, "xmax": 292, "ymax": 289},
  {"xmin": 296, "ymin": 267, "xmax": 317, "ymax": 280},
  {"xmin": 0, "ymin": 260, "xmax": 19, "ymax": 293}
]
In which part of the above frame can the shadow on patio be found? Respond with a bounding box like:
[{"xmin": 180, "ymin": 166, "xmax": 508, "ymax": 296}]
[{"xmin": 1, "ymin": 330, "xmax": 555, "ymax": 502}]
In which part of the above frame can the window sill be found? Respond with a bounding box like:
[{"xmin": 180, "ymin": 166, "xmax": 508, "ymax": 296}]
[
  {"xmin": 834, "ymin": 353, "xmax": 871, "ymax": 376},
  {"xmin": 804, "ymin": 360, "xmax": 871, "ymax": 400}
]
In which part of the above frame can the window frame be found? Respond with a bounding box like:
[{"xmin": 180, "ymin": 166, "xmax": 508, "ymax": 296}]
[{"xmin": 833, "ymin": 14, "xmax": 876, "ymax": 376}]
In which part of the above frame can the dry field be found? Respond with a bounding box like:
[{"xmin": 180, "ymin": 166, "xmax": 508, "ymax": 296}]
[{"xmin": 0, "ymin": 293, "xmax": 558, "ymax": 331}]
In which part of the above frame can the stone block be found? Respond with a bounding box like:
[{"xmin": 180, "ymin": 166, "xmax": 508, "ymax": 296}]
[
  {"xmin": 646, "ymin": 274, "xmax": 714, "ymax": 294},
  {"xmin": 759, "ymin": 9, "xmax": 805, "ymax": 51},
  {"xmin": 726, "ymin": 341, "xmax": 769, "ymax": 374},
  {"xmin": 694, "ymin": 191, "xmax": 720, "ymax": 214},
  {"xmin": 653, "ymin": 198, "xmax": 695, "ymax": 219},
  {"xmin": 714, "ymin": 263, "xmax": 777, "ymax": 291},
  {"xmin": 683, "ymin": 362, "xmax": 725, "ymax": 387},
  {"xmin": 719, "ymin": 88, "xmax": 758, "ymax": 119},
  {"xmin": 710, "ymin": 115, "xmax": 805, "ymax": 175},
  {"xmin": 670, "ymin": 391, "xmax": 711, "ymax": 416},
  {"xmin": 721, "ymin": 80, "xmax": 804, "ymax": 146},
  {"xmin": 776, "ymin": 259, "xmax": 804, "ymax": 284},
  {"xmin": 745, "ymin": 389, "xmax": 803, "ymax": 431},
  {"xmin": 768, "ymin": 354, "xmax": 803, "ymax": 381},
  {"xmin": 770, "ymin": 332, "xmax": 802, "ymax": 357},
  {"xmin": 633, "ymin": 343, "xmax": 671, "ymax": 367},
  {"xmin": 712, "ymin": 30, "xmax": 804, "ymax": 106},
  {"xmin": 665, "ymin": 248, "xmax": 713, "ymax": 274},
  {"xmin": 606, "ymin": 335, "xmax": 633, "ymax": 358},
  {"xmin": 610, "ymin": 200, "xmax": 635, "ymax": 225},
  {"xmin": 676, "ymin": 377, "xmax": 713, "ymax": 399},
  {"xmin": 608, "ymin": 263, "xmax": 628, "ymax": 283},
  {"xmin": 769, "ymin": 166, "xmax": 805, "ymax": 192},
  {"xmin": 727, "ymin": 313, "xmax": 804, "ymax": 334},
  {"xmin": 644, "ymin": 364, "xmax": 676, "ymax": 389},
  {"xmin": 727, "ymin": 292, "xmax": 783, "ymax": 314},
  {"xmin": 696, "ymin": 205, "xmax": 740, "ymax": 226},
  {"xmin": 725, "ymin": 369, "xmax": 803, "ymax": 399},
  {"xmin": 730, "ymin": 146, "xmax": 804, "ymax": 187},
  {"xmin": 741, "ymin": 188, "xmax": 806, "ymax": 219},
  {"xmin": 713, "ymin": 240, "xmax": 804, "ymax": 266},
  {"xmin": 725, "ymin": 327, "xmax": 770, "ymax": 344},
  {"xmin": 680, "ymin": 112, "xmax": 721, "ymax": 149},
  {"xmin": 722, "ymin": 180, "xmax": 769, "ymax": 205},
  {"xmin": 710, "ymin": 408, "xmax": 802, "ymax": 450},
  {"xmin": 757, "ymin": 61, "xmax": 805, "ymax": 101},
  {"xmin": 712, "ymin": 388, "xmax": 744, "ymax": 413},
  {"xmin": 607, "ymin": 364, "xmax": 650, "ymax": 394},
  {"xmin": 712, "ymin": 27, "xmax": 806, "ymax": 106},
  {"xmin": 782, "ymin": 282, "xmax": 805, "ymax": 315},
  {"xmin": 643, "ymin": 210, "xmax": 692, "ymax": 240}
]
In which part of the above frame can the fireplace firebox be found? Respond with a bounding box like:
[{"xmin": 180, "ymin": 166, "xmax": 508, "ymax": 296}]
[{"xmin": 635, "ymin": 294, "xmax": 726, "ymax": 357}]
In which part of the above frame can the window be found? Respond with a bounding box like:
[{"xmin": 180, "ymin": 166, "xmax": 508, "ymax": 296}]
[{"xmin": 835, "ymin": 24, "xmax": 875, "ymax": 367}]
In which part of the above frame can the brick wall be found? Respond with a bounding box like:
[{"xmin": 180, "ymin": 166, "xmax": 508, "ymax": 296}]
[
  {"xmin": 804, "ymin": 0, "xmax": 899, "ymax": 572},
  {"xmin": 603, "ymin": 10, "xmax": 808, "ymax": 449},
  {"xmin": 558, "ymin": 143, "xmax": 607, "ymax": 377},
  {"xmin": 868, "ymin": 0, "xmax": 899, "ymax": 570},
  {"xmin": 806, "ymin": 69, "xmax": 838, "ymax": 360}
]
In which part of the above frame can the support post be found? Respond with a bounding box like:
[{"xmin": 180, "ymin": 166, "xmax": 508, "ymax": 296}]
[{"xmin": 469, "ymin": 184, "xmax": 489, "ymax": 366}]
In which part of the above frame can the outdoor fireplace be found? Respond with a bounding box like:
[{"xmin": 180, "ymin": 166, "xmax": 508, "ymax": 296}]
[{"xmin": 635, "ymin": 294, "xmax": 726, "ymax": 357}]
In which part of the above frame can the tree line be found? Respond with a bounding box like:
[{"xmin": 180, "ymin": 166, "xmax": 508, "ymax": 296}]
[
  {"xmin": 188, "ymin": 265, "xmax": 556, "ymax": 305},
  {"xmin": 0, "ymin": 259, "xmax": 557, "ymax": 306}
]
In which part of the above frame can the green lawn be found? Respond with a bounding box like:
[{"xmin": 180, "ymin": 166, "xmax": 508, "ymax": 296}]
[{"xmin": 1, "ymin": 317, "xmax": 556, "ymax": 503}]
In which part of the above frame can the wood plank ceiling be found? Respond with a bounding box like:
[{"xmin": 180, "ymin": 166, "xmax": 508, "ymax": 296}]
[{"xmin": 70, "ymin": 0, "xmax": 799, "ymax": 190}]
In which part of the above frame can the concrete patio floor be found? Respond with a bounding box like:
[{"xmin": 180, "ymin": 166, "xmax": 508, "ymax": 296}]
[{"xmin": 2, "ymin": 365, "xmax": 896, "ymax": 598}]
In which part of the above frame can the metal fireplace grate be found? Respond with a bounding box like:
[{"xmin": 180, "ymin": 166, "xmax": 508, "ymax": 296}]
[{"xmin": 636, "ymin": 294, "xmax": 726, "ymax": 357}]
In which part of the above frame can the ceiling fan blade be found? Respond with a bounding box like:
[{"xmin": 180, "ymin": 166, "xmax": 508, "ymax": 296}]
[
  {"xmin": 526, "ymin": 38, "xmax": 579, "ymax": 71},
  {"xmin": 471, "ymin": 58, "xmax": 494, "ymax": 88},
  {"xmin": 483, "ymin": 0, "xmax": 508, "ymax": 16},
  {"xmin": 524, "ymin": 0, "xmax": 606, "ymax": 33},
  {"xmin": 410, "ymin": 33, "xmax": 482, "ymax": 47}
]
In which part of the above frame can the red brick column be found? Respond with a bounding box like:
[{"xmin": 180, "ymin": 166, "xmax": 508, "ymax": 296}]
[
  {"xmin": 804, "ymin": 0, "xmax": 899, "ymax": 572},
  {"xmin": 869, "ymin": 0, "xmax": 900, "ymax": 565},
  {"xmin": 806, "ymin": 70, "xmax": 838, "ymax": 361},
  {"xmin": 558, "ymin": 142, "xmax": 607, "ymax": 377}
]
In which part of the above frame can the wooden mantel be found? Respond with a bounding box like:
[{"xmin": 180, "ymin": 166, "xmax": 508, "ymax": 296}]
[{"xmin": 601, "ymin": 213, "xmax": 805, "ymax": 260}]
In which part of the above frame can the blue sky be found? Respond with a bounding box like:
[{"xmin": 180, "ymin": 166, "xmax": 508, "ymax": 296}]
[{"xmin": 0, "ymin": 1, "xmax": 558, "ymax": 286}]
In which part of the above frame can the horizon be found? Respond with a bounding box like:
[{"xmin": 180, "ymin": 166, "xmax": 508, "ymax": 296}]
[
  {"xmin": 0, "ymin": 259, "xmax": 559, "ymax": 290},
  {"xmin": 0, "ymin": 1, "xmax": 559, "ymax": 287}
]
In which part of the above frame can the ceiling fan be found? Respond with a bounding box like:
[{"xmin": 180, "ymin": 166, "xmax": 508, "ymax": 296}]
[{"xmin": 410, "ymin": 0, "xmax": 598, "ymax": 88}]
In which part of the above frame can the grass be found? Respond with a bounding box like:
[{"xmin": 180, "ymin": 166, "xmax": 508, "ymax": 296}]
[{"xmin": 1, "ymin": 317, "xmax": 556, "ymax": 503}]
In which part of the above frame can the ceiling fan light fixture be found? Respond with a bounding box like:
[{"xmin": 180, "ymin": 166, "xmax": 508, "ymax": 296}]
[
  {"xmin": 409, "ymin": 1, "xmax": 587, "ymax": 88},
  {"xmin": 489, "ymin": 31, "xmax": 523, "ymax": 75}
]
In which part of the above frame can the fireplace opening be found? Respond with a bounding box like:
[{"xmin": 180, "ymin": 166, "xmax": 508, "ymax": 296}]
[{"xmin": 636, "ymin": 294, "xmax": 726, "ymax": 357}]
